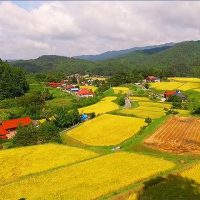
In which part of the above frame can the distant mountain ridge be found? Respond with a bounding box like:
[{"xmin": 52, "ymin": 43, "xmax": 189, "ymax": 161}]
[
  {"xmin": 8, "ymin": 40, "xmax": 200, "ymax": 77},
  {"xmin": 74, "ymin": 43, "xmax": 175, "ymax": 61}
]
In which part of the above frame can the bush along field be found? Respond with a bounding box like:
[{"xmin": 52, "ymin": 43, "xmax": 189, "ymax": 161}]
[{"xmin": 2, "ymin": 70, "xmax": 200, "ymax": 200}]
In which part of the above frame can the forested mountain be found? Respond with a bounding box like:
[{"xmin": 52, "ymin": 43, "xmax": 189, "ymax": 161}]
[
  {"xmin": 93, "ymin": 41, "xmax": 200, "ymax": 76},
  {"xmin": 10, "ymin": 55, "xmax": 96, "ymax": 74},
  {"xmin": 9, "ymin": 40, "xmax": 200, "ymax": 77},
  {"xmin": 74, "ymin": 43, "xmax": 174, "ymax": 61}
]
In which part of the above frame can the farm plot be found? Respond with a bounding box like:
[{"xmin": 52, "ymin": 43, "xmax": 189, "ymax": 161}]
[
  {"xmin": 78, "ymin": 96, "xmax": 119, "ymax": 115},
  {"xmin": 169, "ymin": 77, "xmax": 200, "ymax": 83},
  {"xmin": 66, "ymin": 114, "xmax": 146, "ymax": 146},
  {"xmin": 150, "ymin": 81, "xmax": 200, "ymax": 91},
  {"xmin": 145, "ymin": 116, "xmax": 200, "ymax": 154},
  {"xmin": 181, "ymin": 162, "xmax": 200, "ymax": 184},
  {"xmin": 0, "ymin": 144, "xmax": 98, "ymax": 185},
  {"xmin": 150, "ymin": 82, "xmax": 184, "ymax": 91},
  {"xmin": 119, "ymin": 101, "xmax": 170, "ymax": 119},
  {"xmin": 130, "ymin": 96, "xmax": 151, "ymax": 102},
  {"xmin": 113, "ymin": 87, "xmax": 130, "ymax": 94},
  {"xmin": 0, "ymin": 152, "xmax": 175, "ymax": 200}
]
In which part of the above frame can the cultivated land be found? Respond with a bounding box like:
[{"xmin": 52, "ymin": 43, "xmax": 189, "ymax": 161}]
[
  {"xmin": 2, "ymin": 77, "xmax": 200, "ymax": 200},
  {"xmin": 0, "ymin": 144, "xmax": 98, "ymax": 185},
  {"xmin": 181, "ymin": 162, "xmax": 200, "ymax": 184},
  {"xmin": 145, "ymin": 116, "xmax": 200, "ymax": 154},
  {"xmin": 66, "ymin": 114, "xmax": 146, "ymax": 146},
  {"xmin": 113, "ymin": 87, "xmax": 130, "ymax": 94},
  {"xmin": 118, "ymin": 98, "xmax": 171, "ymax": 119},
  {"xmin": 78, "ymin": 96, "xmax": 119, "ymax": 115},
  {"xmin": 150, "ymin": 79, "xmax": 200, "ymax": 91},
  {"xmin": 0, "ymin": 152, "xmax": 175, "ymax": 200}
]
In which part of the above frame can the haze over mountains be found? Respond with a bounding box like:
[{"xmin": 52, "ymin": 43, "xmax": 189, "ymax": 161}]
[{"xmin": 9, "ymin": 40, "xmax": 200, "ymax": 76}]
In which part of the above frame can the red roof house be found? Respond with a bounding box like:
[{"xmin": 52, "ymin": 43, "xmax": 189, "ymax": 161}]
[
  {"xmin": 0, "ymin": 126, "xmax": 7, "ymax": 139},
  {"xmin": 77, "ymin": 88, "xmax": 94, "ymax": 98},
  {"xmin": 0, "ymin": 117, "xmax": 32, "ymax": 139},
  {"xmin": 164, "ymin": 91, "xmax": 177, "ymax": 99},
  {"xmin": 48, "ymin": 82, "xmax": 63, "ymax": 88},
  {"xmin": 146, "ymin": 76, "xmax": 160, "ymax": 82}
]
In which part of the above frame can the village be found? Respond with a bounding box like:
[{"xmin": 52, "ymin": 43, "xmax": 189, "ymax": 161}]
[{"xmin": 0, "ymin": 75, "xmax": 188, "ymax": 140}]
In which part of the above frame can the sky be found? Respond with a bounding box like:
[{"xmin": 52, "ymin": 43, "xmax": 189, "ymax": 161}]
[{"xmin": 1, "ymin": 1, "xmax": 200, "ymax": 60}]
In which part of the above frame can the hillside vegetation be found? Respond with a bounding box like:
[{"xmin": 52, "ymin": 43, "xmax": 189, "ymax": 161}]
[{"xmin": 9, "ymin": 40, "xmax": 200, "ymax": 77}]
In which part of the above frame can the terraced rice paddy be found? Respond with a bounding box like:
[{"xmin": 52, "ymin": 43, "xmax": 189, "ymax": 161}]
[
  {"xmin": 181, "ymin": 162, "xmax": 200, "ymax": 183},
  {"xmin": 0, "ymin": 144, "xmax": 98, "ymax": 185},
  {"xmin": 145, "ymin": 116, "xmax": 200, "ymax": 153},
  {"xmin": 80, "ymin": 85, "xmax": 97, "ymax": 92},
  {"xmin": 119, "ymin": 101, "xmax": 171, "ymax": 119},
  {"xmin": 0, "ymin": 152, "xmax": 175, "ymax": 200},
  {"xmin": 150, "ymin": 82, "xmax": 184, "ymax": 91},
  {"xmin": 66, "ymin": 114, "xmax": 146, "ymax": 146},
  {"xmin": 150, "ymin": 81, "xmax": 200, "ymax": 91},
  {"xmin": 78, "ymin": 96, "xmax": 119, "ymax": 115},
  {"xmin": 113, "ymin": 87, "xmax": 130, "ymax": 94},
  {"xmin": 130, "ymin": 96, "xmax": 150, "ymax": 102},
  {"xmin": 169, "ymin": 77, "xmax": 200, "ymax": 83}
]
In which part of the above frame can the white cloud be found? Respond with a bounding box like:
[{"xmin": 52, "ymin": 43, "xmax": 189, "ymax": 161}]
[{"xmin": 1, "ymin": 1, "xmax": 200, "ymax": 59}]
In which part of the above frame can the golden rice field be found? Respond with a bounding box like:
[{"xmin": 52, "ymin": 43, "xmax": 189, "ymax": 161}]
[
  {"xmin": 66, "ymin": 114, "xmax": 146, "ymax": 146},
  {"xmin": 119, "ymin": 101, "xmax": 171, "ymax": 119},
  {"xmin": 119, "ymin": 108, "xmax": 165, "ymax": 119},
  {"xmin": 0, "ymin": 152, "xmax": 175, "ymax": 200},
  {"xmin": 130, "ymin": 96, "xmax": 150, "ymax": 102},
  {"xmin": 78, "ymin": 96, "xmax": 119, "ymax": 115},
  {"xmin": 150, "ymin": 82, "xmax": 184, "ymax": 91},
  {"xmin": 169, "ymin": 77, "xmax": 200, "ymax": 83},
  {"xmin": 89, "ymin": 76, "xmax": 107, "ymax": 81},
  {"xmin": 0, "ymin": 144, "xmax": 98, "ymax": 185},
  {"xmin": 80, "ymin": 85, "xmax": 97, "ymax": 92},
  {"xmin": 178, "ymin": 82, "xmax": 200, "ymax": 91},
  {"xmin": 113, "ymin": 87, "xmax": 130, "ymax": 94},
  {"xmin": 150, "ymin": 81, "xmax": 200, "ymax": 91},
  {"xmin": 127, "ymin": 193, "xmax": 137, "ymax": 200},
  {"xmin": 181, "ymin": 163, "xmax": 200, "ymax": 184}
]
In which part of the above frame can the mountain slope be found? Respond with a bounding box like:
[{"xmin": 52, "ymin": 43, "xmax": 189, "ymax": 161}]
[
  {"xmin": 9, "ymin": 40, "xmax": 200, "ymax": 77},
  {"xmin": 10, "ymin": 55, "xmax": 96, "ymax": 74},
  {"xmin": 74, "ymin": 43, "xmax": 174, "ymax": 61},
  {"xmin": 94, "ymin": 41, "xmax": 200, "ymax": 75}
]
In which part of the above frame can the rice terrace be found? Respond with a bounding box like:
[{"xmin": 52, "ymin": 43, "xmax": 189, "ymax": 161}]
[{"xmin": 2, "ymin": 2, "xmax": 200, "ymax": 199}]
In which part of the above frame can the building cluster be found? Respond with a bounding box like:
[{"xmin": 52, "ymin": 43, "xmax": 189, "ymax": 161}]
[{"xmin": 48, "ymin": 81, "xmax": 94, "ymax": 98}]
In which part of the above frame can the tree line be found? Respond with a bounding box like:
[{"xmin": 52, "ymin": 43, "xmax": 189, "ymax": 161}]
[{"xmin": 0, "ymin": 60, "xmax": 29, "ymax": 100}]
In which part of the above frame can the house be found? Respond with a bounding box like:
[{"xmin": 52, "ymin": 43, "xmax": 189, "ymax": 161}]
[
  {"xmin": 146, "ymin": 76, "xmax": 160, "ymax": 83},
  {"xmin": 0, "ymin": 117, "xmax": 32, "ymax": 139},
  {"xmin": 70, "ymin": 88, "xmax": 80, "ymax": 93},
  {"xmin": 163, "ymin": 90, "xmax": 187, "ymax": 101},
  {"xmin": 164, "ymin": 91, "xmax": 177, "ymax": 99},
  {"xmin": 48, "ymin": 82, "xmax": 63, "ymax": 88},
  {"xmin": 77, "ymin": 88, "xmax": 94, "ymax": 98}
]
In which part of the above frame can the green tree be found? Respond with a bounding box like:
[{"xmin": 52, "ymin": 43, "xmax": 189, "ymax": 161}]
[
  {"xmin": 13, "ymin": 125, "xmax": 38, "ymax": 147},
  {"xmin": 145, "ymin": 117, "xmax": 152, "ymax": 125},
  {"xmin": 116, "ymin": 94, "xmax": 126, "ymax": 106},
  {"xmin": 0, "ymin": 60, "xmax": 29, "ymax": 100},
  {"xmin": 38, "ymin": 122, "xmax": 61, "ymax": 143},
  {"xmin": 138, "ymin": 175, "xmax": 200, "ymax": 200}
]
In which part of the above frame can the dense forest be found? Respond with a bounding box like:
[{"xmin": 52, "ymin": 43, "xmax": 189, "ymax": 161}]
[
  {"xmin": 0, "ymin": 60, "xmax": 29, "ymax": 100},
  {"xmin": 8, "ymin": 40, "xmax": 200, "ymax": 77}
]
